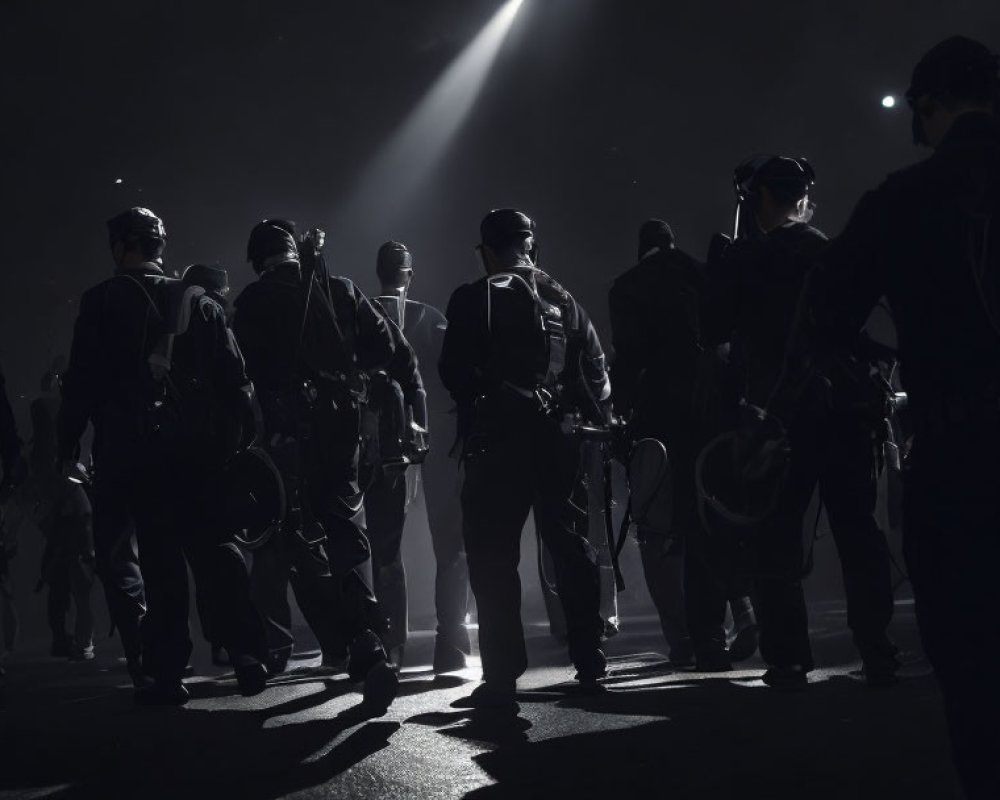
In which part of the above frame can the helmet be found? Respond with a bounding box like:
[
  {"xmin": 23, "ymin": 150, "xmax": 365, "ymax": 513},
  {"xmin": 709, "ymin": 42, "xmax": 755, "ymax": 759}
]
[
  {"xmin": 376, "ymin": 241, "xmax": 413, "ymax": 285},
  {"xmin": 247, "ymin": 219, "xmax": 299, "ymax": 273},
  {"xmin": 735, "ymin": 156, "xmax": 815, "ymax": 206},
  {"xmin": 182, "ymin": 263, "xmax": 230, "ymax": 296},
  {"xmin": 906, "ymin": 37, "xmax": 999, "ymax": 145},
  {"xmin": 907, "ymin": 36, "xmax": 999, "ymax": 105},
  {"xmin": 107, "ymin": 207, "xmax": 166, "ymax": 246},
  {"xmin": 637, "ymin": 218, "xmax": 675, "ymax": 259},
  {"xmin": 480, "ymin": 208, "xmax": 535, "ymax": 250}
]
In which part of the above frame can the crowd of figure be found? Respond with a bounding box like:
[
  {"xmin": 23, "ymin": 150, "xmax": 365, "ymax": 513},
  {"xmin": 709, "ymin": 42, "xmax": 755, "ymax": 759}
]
[{"xmin": 0, "ymin": 34, "xmax": 998, "ymax": 799}]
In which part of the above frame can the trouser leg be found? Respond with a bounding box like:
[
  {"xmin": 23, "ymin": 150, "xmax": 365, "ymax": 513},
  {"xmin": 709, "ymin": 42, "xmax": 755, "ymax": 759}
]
[
  {"xmin": 47, "ymin": 560, "xmax": 72, "ymax": 647},
  {"xmin": 135, "ymin": 513, "xmax": 192, "ymax": 684},
  {"xmin": 821, "ymin": 423, "xmax": 895, "ymax": 662},
  {"xmin": 250, "ymin": 534, "xmax": 296, "ymax": 668},
  {"xmin": 638, "ymin": 532, "xmax": 690, "ymax": 654},
  {"xmin": 533, "ymin": 434, "xmax": 602, "ymax": 663},
  {"xmin": 185, "ymin": 528, "xmax": 267, "ymax": 665},
  {"xmin": 750, "ymin": 413, "xmax": 820, "ymax": 672},
  {"xmin": 462, "ymin": 443, "xmax": 532, "ymax": 684},
  {"xmin": 904, "ymin": 489, "xmax": 1000, "ymax": 800},
  {"xmin": 70, "ymin": 558, "xmax": 95, "ymax": 651},
  {"xmin": 684, "ymin": 528, "xmax": 728, "ymax": 654},
  {"xmin": 364, "ymin": 470, "xmax": 408, "ymax": 652},
  {"xmin": 421, "ymin": 440, "xmax": 469, "ymax": 649},
  {"xmin": 91, "ymin": 483, "xmax": 145, "ymax": 661}
]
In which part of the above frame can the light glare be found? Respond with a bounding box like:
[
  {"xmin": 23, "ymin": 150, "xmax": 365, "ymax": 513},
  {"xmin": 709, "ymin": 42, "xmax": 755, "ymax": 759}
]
[
  {"xmin": 332, "ymin": 0, "xmax": 525, "ymax": 241},
  {"xmin": 882, "ymin": 95, "xmax": 896, "ymax": 109}
]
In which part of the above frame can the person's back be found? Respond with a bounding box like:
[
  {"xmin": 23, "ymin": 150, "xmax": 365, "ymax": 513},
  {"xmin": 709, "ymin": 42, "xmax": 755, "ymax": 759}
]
[
  {"xmin": 803, "ymin": 37, "xmax": 1000, "ymax": 798},
  {"xmin": 441, "ymin": 208, "xmax": 609, "ymax": 711},
  {"xmin": 610, "ymin": 220, "xmax": 705, "ymax": 430}
]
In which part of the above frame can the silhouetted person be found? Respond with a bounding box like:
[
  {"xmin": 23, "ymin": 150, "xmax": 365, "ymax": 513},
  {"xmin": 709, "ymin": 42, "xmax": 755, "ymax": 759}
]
[
  {"xmin": 609, "ymin": 219, "xmax": 756, "ymax": 669},
  {"xmin": 27, "ymin": 373, "xmax": 95, "ymax": 660},
  {"xmin": 797, "ymin": 37, "xmax": 1000, "ymax": 797},
  {"xmin": 181, "ymin": 263, "xmax": 235, "ymax": 664},
  {"xmin": 363, "ymin": 273, "xmax": 426, "ymax": 669},
  {"xmin": 0, "ymin": 363, "xmax": 23, "ymax": 679},
  {"xmin": 58, "ymin": 207, "xmax": 269, "ymax": 704},
  {"xmin": 440, "ymin": 208, "xmax": 610, "ymax": 710},
  {"xmin": 709, "ymin": 157, "xmax": 898, "ymax": 690},
  {"xmin": 372, "ymin": 241, "xmax": 470, "ymax": 673},
  {"xmin": 233, "ymin": 219, "xmax": 399, "ymax": 712}
]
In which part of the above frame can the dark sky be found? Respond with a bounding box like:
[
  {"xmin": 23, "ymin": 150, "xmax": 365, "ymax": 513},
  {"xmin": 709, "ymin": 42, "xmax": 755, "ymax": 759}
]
[{"xmin": 2, "ymin": 0, "xmax": 998, "ymax": 405}]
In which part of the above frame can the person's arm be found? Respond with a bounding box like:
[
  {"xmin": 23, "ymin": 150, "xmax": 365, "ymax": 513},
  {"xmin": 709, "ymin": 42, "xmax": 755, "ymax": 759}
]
[
  {"xmin": 808, "ymin": 189, "xmax": 891, "ymax": 346},
  {"xmin": 607, "ymin": 280, "xmax": 646, "ymax": 418},
  {"xmin": 574, "ymin": 301, "xmax": 612, "ymax": 423},
  {"xmin": 383, "ymin": 315, "xmax": 427, "ymax": 430},
  {"xmin": 209, "ymin": 301, "xmax": 256, "ymax": 451},
  {"xmin": 352, "ymin": 287, "xmax": 396, "ymax": 373},
  {"xmin": 439, "ymin": 284, "xmax": 484, "ymax": 409}
]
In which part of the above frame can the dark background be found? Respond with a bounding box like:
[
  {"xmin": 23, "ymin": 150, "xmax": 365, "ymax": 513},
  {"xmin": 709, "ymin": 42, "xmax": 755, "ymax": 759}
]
[{"xmin": 3, "ymin": 0, "xmax": 999, "ymax": 402}]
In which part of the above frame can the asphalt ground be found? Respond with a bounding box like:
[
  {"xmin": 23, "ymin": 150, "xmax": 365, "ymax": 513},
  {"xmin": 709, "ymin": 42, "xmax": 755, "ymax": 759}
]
[{"xmin": 0, "ymin": 596, "xmax": 962, "ymax": 800}]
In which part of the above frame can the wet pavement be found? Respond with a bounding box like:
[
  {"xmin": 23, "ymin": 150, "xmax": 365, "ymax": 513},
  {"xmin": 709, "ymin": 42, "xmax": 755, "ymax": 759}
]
[{"xmin": 0, "ymin": 600, "xmax": 962, "ymax": 799}]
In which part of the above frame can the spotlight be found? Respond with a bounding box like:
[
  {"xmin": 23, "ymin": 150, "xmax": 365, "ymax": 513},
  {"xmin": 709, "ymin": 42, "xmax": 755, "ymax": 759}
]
[
  {"xmin": 881, "ymin": 95, "xmax": 896, "ymax": 109},
  {"xmin": 333, "ymin": 0, "xmax": 526, "ymax": 236}
]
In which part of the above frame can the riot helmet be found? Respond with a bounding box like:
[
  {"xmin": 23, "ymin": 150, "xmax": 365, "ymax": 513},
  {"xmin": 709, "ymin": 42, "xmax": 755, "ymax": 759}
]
[
  {"xmin": 906, "ymin": 36, "xmax": 1000, "ymax": 145},
  {"xmin": 106, "ymin": 207, "xmax": 166, "ymax": 261},
  {"xmin": 735, "ymin": 156, "xmax": 815, "ymax": 206},
  {"xmin": 732, "ymin": 156, "xmax": 815, "ymax": 235},
  {"xmin": 247, "ymin": 219, "xmax": 299, "ymax": 274},
  {"xmin": 637, "ymin": 218, "xmax": 675, "ymax": 260},
  {"xmin": 182, "ymin": 263, "xmax": 230, "ymax": 298},
  {"xmin": 480, "ymin": 208, "xmax": 535, "ymax": 251},
  {"xmin": 376, "ymin": 241, "xmax": 413, "ymax": 289}
]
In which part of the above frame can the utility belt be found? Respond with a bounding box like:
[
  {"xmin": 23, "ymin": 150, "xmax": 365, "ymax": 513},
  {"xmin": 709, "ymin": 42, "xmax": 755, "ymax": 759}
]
[{"xmin": 261, "ymin": 373, "xmax": 364, "ymax": 440}]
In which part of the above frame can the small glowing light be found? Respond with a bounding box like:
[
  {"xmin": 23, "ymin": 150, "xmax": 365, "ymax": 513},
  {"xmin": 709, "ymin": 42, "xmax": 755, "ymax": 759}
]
[
  {"xmin": 881, "ymin": 95, "xmax": 896, "ymax": 109},
  {"xmin": 114, "ymin": 177, "xmax": 123, "ymax": 184}
]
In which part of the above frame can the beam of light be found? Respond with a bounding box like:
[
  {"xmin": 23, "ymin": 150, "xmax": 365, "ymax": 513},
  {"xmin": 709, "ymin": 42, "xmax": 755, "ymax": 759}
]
[
  {"xmin": 331, "ymin": 0, "xmax": 525, "ymax": 241},
  {"xmin": 882, "ymin": 95, "xmax": 896, "ymax": 108}
]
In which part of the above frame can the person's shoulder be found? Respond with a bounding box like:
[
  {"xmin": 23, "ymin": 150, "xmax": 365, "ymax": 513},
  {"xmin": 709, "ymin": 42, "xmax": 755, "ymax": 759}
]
[
  {"xmin": 328, "ymin": 275, "xmax": 358, "ymax": 299},
  {"xmin": 786, "ymin": 222, "xmax": 828, "ymax": 243}
]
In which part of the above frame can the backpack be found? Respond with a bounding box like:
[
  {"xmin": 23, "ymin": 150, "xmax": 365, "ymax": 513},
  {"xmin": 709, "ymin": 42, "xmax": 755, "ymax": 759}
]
[
  {"xmin": 483, "ymin": 269, "xmax": 569, "ymax": 401},
  {"xmin": 119, "ymin": 275, "xmax": 226, "ymax": 463}
]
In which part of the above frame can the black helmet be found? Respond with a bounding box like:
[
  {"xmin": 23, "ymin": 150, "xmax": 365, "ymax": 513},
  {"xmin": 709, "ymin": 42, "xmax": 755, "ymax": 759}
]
[
  {"xmin": 182, "ymin": 263, "xmax": 230, "ymax": 296},
  {"xmin": 480, "ymin": 208, "xmax": 535, "ymax": 250},
  {"xmin": 107, "ymin": 207, "xmax": 166, "ymax": 247},
  {"xmin": 907, "ymin": 36, "xmax": 999, "ymax": 105},
  {"xmin": 247, "ymin": 219, "xmax": 299, "ymax": 273},
  {"xmin": 735, "ymin": 155, "xmax": 815, "ymax": 206},
  {"xmin": 376, "ymin": 241, "xmax": 412, "ymax": 285},
  {"xmin": 638, "ymin": 218, "xmax": 675, "ymax": 259}
]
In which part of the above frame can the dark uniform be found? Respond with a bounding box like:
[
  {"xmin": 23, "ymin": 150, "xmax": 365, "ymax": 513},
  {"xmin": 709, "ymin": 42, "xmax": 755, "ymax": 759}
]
[
  {"xmin": 233, "ymin": 220, "xmax": 398, "ymax": 709},
  {"xmin": 704, "ymin": 158, "xmax": 894, "ymax": 685},
  {"xmin": 440, "ymin": 209, "xmax": 609, "ymax": 701},
  {"xmin": 58, "ymin": 208, "xmax": 268, "ymax": 700},
  {"xmin": 609, "ymin": 220, "xmax": 752, "ymax": 667},
  {"xmin": 362, "ymin": 306, "xmax": 423, "ymax": 661},
  {"xmin": 803, "ymin": 37, "xmax": 1000, "ymax": 796},
  {"xmin": 373, "ymin": 240, "xmax": 470, "ymax": 672}
]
